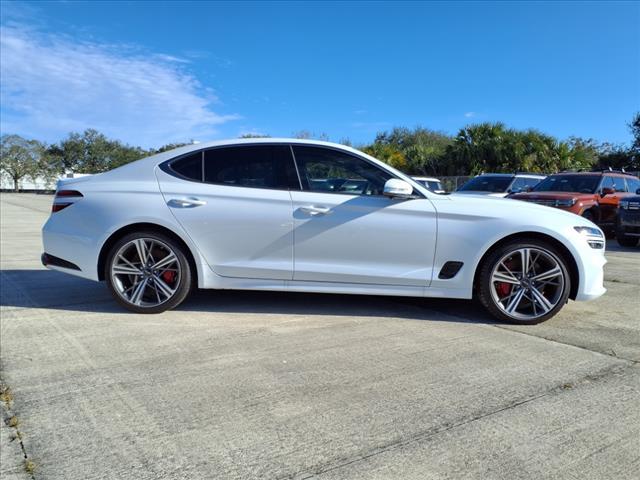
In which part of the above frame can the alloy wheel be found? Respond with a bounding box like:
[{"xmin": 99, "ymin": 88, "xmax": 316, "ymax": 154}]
[
  {"xmin": 110, "ymin": 237, "xmax": 181, "ymax": 307},
  {"xmin": 489, "ymin": 247, "xmax": 565, "ymax": 321}
]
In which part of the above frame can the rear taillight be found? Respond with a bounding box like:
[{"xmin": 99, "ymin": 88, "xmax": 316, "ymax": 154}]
[{"xmin": 52, "ymin": 190, "xmax": 83, "ymax": 213}]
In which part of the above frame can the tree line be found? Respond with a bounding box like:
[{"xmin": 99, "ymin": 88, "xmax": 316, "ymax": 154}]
[{"xmin": 2, "ymin": 114, "xmax": 639, "ymax": 192}]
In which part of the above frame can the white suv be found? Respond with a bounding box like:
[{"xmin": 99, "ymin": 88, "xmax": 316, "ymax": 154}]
[{"xmin": 455, "ymin": 173, "xmax": 545, "ymax": 197}]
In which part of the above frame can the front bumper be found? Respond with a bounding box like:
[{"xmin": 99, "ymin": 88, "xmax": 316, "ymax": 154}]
[{"xmin": 618, "ymin": 209, "xmax": 640, "ymax": 237}]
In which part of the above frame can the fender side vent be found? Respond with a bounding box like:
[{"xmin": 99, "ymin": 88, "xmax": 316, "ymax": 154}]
[
  {"xmin": 438, "ymin": 261, "xmax": 463, "ymax": 279},
  {"xmin": 41, "ymin": 253, "xmax": 81, "ymax": 271}
]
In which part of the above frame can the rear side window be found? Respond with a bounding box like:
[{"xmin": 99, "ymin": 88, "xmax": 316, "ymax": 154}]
[
  {"xmin": 204, "ymin": 145, "xmax": 299, "ymax": 190},
  {"xmin": 170, "ymin": 152, "xmax": 202, "ymax": 181}
]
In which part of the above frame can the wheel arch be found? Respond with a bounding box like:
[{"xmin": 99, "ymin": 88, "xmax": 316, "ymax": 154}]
[
  {"xmin": 473, "ymin": 231, "xmax": 579, "ymax": 300},
  {"xmin": 97, "ymin": 222, "xmax": 199, "ymax": 284},
  {"xmin": 581, "ymin": 204, "xmax": 600, "ymax": 221}
]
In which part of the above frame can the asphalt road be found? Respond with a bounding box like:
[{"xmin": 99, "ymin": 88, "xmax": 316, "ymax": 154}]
[{"xmin": 1, "ymin": 193, "xmax": 639, "ymax": 480}]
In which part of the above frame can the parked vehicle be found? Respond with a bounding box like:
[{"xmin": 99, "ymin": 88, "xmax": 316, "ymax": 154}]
[
  {"xmin": 42, "ymin": 139, "xmax": 606, "ymax": 324},
  {"xmin": 455, "ymin": 173, "xmax": 545, "ymax": 197},
  {"xmin": 509, "ymin": 171, "xmax": 640, "ymax": 232},
  {"xmin": 616, "ymin": 192, "xmax": 640, "ymax": 247},
  {"xmin": 412, "ymin": 176, "xmax": 445, "ymax": 194}
]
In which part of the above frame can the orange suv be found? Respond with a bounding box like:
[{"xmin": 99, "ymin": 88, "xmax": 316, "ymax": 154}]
[{"xmin": 509, "ymin": 171, "xmax": 640, "ymax": 232}]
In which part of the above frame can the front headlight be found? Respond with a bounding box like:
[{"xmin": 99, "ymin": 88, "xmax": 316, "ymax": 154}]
[
  {"xmin": 555, "ymin": 198, "xmax": 576, "ymax": 207},
  {"xmin": 574, "ymin": 226, "xmax": 605, "ymax": 249},
  {"xmin": 619, "ymin": 200, "xmax": 629, "ymax": 210}
]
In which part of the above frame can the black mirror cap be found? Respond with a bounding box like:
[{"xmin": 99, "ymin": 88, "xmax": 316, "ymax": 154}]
[{"xmin": 601, "ymin": 187, "xmax": 615, "ymax": 197}]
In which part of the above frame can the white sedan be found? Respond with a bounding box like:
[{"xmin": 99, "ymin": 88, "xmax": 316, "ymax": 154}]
[{"xmin": 42, "ymin": 139, "xmax": 606, "ymax": 324}]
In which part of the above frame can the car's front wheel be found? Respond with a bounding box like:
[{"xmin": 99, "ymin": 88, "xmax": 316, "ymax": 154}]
[
  {"xmin": 616, "ymin": 232, "xmax": 639, "ymax": 247},
  {"xmin": 105, "ymin": 231, "xmax": 193, "ymax": 313},
  {"xmin": 478, "ymin": 240, "xmax": 571, "ymax": 324}
]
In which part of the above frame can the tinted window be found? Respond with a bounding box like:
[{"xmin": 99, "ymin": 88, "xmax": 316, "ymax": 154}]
[
  {"xmin": 293, "ymin": 146, "xmax": 392, "ymax": 196},
  {"xmin": 458, "ymin": 175, "xmax": 513, "ymax": 192},
  {"xmin": 170, "ymin": 152, "xmax": 202, "ymax": 181},
  {"xmin": 426, "ymin": 180, "xmax": 442, "ymax": 191},
  {"xmin": 626, "ymin": 176, "xmax": 640, "ymax": 194},
  {"xmin": 533, "ymin": 175, "xmax": 600, "ymax": 193},
  {"xmin": 204, "ymin": 145, "xmax": 299, "ymax": 190},
  {"xmin": 511, "ymin": 177, "xmax": 542, "ymax": 192}
]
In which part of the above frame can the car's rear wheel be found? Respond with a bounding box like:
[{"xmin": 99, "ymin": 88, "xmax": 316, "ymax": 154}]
[
  {"xmin": 105, "ymin": 232, "xmax": 193, "ymax": 313},
  {"xmin": 478, "ymin": 240, "xmax": 571, "ymax": 324}
]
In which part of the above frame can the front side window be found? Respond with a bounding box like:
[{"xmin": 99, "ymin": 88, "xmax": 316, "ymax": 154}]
[
  {"xmin": 204, "ymin": 145, "xmax": 299, "ymax": 190},
  {"xmin": 292, "ymin": 146, "xmax": 392, "ymax": 196},
  {"xmin": 600, "ymin": 176, "xmax": 616, "ymax": 191}
]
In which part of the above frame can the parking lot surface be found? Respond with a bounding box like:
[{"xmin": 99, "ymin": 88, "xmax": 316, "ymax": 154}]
[{"xmin": 1, "ymin": 193, "xmax": 639, "ymax": 480}]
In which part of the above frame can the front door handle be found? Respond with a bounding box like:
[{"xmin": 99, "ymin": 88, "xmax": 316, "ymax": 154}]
[
  {"xmin": 168, "ymin": 197, "xmax": 207, "ymax": 208},
  {"xmin": 298, "ymin": 205, "xmax": 331, "ymax": 216}
]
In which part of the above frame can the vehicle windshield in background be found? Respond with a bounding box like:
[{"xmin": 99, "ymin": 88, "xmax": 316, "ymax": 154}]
[
  {"xmin": 458, "ymin": 176, "xmax": 513, "ymax": 192},
  {"xmin": 425, "ymin": 181, "xmax": 442, "ymax": 191},
  {"xmin": 533, "ymin": 175, "xmax": 600, "ymax": 194}
]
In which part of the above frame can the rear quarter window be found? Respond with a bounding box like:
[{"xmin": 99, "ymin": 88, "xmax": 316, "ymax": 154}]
[{"xmin": 169, "ymin": 152, "xmax": 203, "ymax": 181}]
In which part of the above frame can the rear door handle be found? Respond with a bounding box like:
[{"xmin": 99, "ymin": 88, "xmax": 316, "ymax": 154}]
[
  {"xmin": 299, "ymin": 205, "xmax": 331, "ymax": 216},
  {"xmin": 168, "ymin": 197, "xmax": 207, "ymax": 208}
]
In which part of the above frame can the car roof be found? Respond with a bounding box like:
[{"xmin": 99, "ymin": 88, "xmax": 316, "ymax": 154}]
[
  {"xmin": 412, "ymin": 177, "xmax": 441, "ymax": 182},
  {"xmin": 474, "ymin": 173, "xmax": 544, "ymax": 178},
  {"xmin": 549, "ymin": 171, "xmax": 635, "ymax": 177}
]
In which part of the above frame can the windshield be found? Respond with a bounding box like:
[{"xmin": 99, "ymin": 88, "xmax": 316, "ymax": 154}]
[
  {"xmin": 458, "ymin": 176, "xmax": 513, "ymax": 192},
  {"xmin": 533, "ymin": 175, "xmax": 600, "ymax": 194},
  {"xmin": 417, "ymin": 180, "xmax": 442, "ymax": 191}
]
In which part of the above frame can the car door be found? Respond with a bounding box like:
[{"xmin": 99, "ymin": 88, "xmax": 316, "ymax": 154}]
[
  {"xmin": 156, "ymin": 144, "xmax": 299, "ymax": 280},
  {"xmin": 598, "ymin": 175, "xmax": 621, "ymax": 225},
  {"xmin": 290, "ymin": 145, "xmax": 437, "ymax": 286}
]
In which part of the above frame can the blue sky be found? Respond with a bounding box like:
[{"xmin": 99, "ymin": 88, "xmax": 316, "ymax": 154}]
[{"xmin": 1, "ymin": 1, "xmax": 638, "ymax": 148}]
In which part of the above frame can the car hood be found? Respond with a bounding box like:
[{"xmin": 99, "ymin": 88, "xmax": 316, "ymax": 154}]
[
  {"xmin": 509, "ymin": 191, "xmax": 593, "ymax": 200},
  {"xmin": 453, "ymin": 191, "xmax": 507, "ymax": 197},
  {"xmin": 435, "ymin": 193, "xmax": 597, "ymax": 230}
]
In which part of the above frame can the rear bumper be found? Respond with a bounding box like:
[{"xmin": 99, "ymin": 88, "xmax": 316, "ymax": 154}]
[{"xmin": 42, "ymin": 215, "xmax": 100, "ymax": 281}]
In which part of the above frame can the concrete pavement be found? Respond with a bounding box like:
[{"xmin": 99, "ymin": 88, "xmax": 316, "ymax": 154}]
[{"xmin": 1, "ymin": 193, "xmax": 638, "ymax": 479}]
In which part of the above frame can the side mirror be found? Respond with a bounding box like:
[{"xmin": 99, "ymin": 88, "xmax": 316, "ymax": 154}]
[
  {"xmin": 383, "ymin": 179, "xmax": 413, "ymax": 198},
  {"xmin": 601, "ymin": 187, "xmax": 615, "ymax": 197},
  {"xmin": 525, "ymin": 186, "xmax": 534, "ymax": 192}
]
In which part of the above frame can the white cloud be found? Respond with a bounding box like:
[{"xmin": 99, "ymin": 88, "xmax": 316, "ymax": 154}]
[
  {"xmin": 0, "ymin": 25, "xmax": 240, "ymax": 148},
  {"xmin": 464, "ymin": 112, "xmax": 476, "ymax": 118}
]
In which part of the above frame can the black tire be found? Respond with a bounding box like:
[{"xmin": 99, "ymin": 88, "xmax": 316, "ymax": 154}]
[
  {"xmin": 477, "ymin": 239, "xmax": 571, "ymax": 325},
  {"xmin": 105, "ymin": 231, "xmax": 193, "ymax": 313},
  {"xmin": 616, "ymin": 232, "xmax": 639, "ymax": 248}
]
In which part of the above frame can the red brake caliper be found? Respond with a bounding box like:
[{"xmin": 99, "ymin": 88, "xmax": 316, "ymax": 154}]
[
  {"xmin": 496, "ymin": 282, "xmax": 512, "ymax": 297},
  {"xmin": 162, "ymin": 271, "xmax": 176, "ymax": 285}
]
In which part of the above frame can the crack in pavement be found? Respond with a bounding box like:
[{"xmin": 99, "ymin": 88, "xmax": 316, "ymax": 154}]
[
  {"xmin": 288, "ymin": 362, "xmax": 636, "ymax": 480},
  {"xmin": 0, "ymin": 375, "xmax": 36, "ymax": 480}
]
